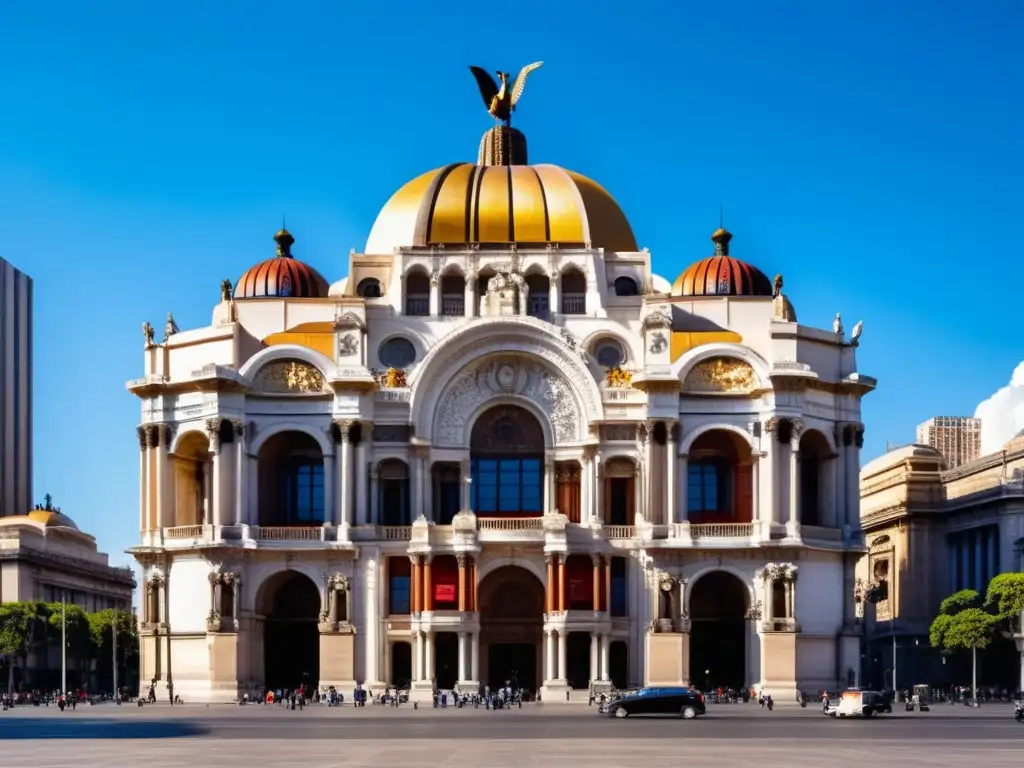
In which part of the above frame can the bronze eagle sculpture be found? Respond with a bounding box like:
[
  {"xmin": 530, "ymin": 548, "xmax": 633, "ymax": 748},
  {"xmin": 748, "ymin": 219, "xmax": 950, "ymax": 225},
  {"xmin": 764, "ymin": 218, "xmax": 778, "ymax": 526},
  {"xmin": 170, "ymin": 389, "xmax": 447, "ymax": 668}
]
[{"xmin": 469, "ymin": 62, "xmax": 544, "ymax": 127}]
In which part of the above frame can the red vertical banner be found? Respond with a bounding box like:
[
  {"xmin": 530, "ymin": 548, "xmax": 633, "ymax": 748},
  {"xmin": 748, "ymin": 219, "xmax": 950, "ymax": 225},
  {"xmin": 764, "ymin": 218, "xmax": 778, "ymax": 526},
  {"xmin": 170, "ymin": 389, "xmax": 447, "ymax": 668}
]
[{"xmin": 434, "ymin": 583, "xmax": 456, "ymax": 603}]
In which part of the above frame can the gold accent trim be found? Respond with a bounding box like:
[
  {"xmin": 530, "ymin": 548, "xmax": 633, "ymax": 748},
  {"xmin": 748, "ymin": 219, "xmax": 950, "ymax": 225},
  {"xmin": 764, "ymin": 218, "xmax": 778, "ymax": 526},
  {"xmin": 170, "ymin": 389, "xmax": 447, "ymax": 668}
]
[{"xmin": 684, "ymin": 357, "xmax": 758, "ymax": 394}]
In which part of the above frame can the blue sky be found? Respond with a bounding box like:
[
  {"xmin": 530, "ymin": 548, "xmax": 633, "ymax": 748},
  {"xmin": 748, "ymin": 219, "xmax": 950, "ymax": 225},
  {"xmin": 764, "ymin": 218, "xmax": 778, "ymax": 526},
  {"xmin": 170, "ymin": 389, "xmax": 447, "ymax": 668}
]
[{"xmin": 1, "ymin": 1, "xmax": 1022, "ymax": 567}]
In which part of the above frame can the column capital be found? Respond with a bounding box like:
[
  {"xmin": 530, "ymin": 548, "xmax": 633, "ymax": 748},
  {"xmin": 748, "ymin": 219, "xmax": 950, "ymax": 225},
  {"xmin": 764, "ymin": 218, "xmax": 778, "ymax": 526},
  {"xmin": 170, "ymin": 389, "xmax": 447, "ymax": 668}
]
[
  {"xmin": 456, "ymin": 553, "xmax": 468, "ymax": 567},
  {"xmin": 137, "ymin": 425, "xmax": 148, "ymax": 451},
  {"xmin": 144, "ymin": 424, "xmax": 160, "ymax": 449}
]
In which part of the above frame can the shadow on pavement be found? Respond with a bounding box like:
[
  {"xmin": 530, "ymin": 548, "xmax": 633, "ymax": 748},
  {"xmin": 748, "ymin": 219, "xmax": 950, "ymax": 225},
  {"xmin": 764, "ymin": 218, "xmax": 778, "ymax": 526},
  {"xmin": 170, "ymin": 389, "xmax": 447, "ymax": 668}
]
[{"xmin": 0, "ymin": 719, "xmax": 209, "ymax": 740}]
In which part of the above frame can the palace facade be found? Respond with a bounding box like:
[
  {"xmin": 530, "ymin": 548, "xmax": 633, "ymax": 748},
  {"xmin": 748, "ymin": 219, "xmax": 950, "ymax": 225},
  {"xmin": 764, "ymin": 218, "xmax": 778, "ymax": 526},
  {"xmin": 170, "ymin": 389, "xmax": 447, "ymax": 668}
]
[{"xmin": 128, "ymin": 121, "xmax": 874, "ymax": 703}]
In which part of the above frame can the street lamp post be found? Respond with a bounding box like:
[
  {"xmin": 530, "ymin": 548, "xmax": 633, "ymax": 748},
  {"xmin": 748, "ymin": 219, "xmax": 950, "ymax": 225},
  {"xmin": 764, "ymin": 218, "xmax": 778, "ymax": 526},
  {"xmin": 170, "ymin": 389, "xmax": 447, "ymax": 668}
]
[{"xmin": 112, "ymin": 610, "xmax": 119, "ymax": 703}]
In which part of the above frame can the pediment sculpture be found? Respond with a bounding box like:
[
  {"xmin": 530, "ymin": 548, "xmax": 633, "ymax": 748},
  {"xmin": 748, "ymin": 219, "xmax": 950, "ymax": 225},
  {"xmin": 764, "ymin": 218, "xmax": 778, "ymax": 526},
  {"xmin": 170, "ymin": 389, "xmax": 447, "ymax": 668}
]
[
  {"xmin": 684, "ymin": 357, "xmax": 758, "ymax": 395},
  {"xmin": 252, "ymin": 359, "xmax": 326, "ymax": 394}
]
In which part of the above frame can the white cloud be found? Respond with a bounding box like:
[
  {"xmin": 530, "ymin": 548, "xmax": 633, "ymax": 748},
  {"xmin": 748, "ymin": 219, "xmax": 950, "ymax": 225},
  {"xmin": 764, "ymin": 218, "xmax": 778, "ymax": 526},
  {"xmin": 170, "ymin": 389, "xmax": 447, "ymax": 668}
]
[{"xmin": 974, "ymin": 361, "xmax": 1024, "ymax": 455}]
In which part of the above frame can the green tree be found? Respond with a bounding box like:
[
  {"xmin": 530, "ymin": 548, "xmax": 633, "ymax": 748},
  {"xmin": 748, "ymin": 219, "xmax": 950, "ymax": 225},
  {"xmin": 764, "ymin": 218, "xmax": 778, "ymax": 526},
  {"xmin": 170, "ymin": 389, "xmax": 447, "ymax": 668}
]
[
  {"xmin": 44, "ymin": 602, "xmax": 94, "ymax": 691},
  {"xmin": 88, "ymin": 609, "xmax": 139, "ymax": 695},
  {"xmin": 0, "ymin": 602, "xmax": 47, "ymax": 694},
  {"xmin": 985, "ymin": 572, "xmax": 1024, "ymax": 691},
  {"xmin": 930, "ymin": 589, "xmax": 997, "ymax": 702}
]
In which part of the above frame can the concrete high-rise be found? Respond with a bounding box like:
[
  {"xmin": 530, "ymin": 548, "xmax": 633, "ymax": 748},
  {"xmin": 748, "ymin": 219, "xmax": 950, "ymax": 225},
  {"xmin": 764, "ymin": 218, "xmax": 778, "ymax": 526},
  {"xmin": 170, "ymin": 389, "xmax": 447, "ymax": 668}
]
[
  {"xmin": 915, "ymin": 416, "xmax": 982, "ymax": 470},
  {"xmin": 0, "ymin": 256, "xmax": 32, "ymax": 518}
]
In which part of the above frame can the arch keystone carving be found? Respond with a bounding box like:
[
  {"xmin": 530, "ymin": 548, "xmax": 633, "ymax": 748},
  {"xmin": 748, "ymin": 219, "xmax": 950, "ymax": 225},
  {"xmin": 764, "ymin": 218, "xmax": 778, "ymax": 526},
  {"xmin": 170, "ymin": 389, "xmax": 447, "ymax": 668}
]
[{"xmin": 683, "ymin": 356, "xmax": 759, "ymax": 394}]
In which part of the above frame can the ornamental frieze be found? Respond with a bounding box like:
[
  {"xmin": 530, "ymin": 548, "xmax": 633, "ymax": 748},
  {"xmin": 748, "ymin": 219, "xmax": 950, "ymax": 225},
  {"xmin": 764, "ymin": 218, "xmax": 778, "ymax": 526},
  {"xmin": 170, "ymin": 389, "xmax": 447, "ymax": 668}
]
[
  {"xmin": 252, "ymin": 359, "xmax": 326, "ymax": 394},
  {"xmin": 683, "ymin": 357, "xmax": 758, "ymax": 395}
]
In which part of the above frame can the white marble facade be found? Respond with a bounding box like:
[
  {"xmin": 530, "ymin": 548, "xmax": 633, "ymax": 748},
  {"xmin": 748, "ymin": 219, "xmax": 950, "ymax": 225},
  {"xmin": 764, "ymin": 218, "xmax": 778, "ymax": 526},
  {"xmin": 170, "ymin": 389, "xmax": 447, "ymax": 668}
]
[{"xmin": 129, "ymin": 136, "xmax": 874, "ymax": 703}]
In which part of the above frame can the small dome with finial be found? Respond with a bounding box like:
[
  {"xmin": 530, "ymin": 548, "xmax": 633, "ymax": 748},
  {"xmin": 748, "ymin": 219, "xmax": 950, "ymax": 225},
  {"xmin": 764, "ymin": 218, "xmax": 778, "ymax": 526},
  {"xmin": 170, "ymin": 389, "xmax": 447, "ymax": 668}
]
[
  {"xmin": 235, "ymin": 228, "xmax": 328, "ymax": 300},
  {"xmin": 671, "ymin": 228, "xmax": 773, "ymax": 297}
]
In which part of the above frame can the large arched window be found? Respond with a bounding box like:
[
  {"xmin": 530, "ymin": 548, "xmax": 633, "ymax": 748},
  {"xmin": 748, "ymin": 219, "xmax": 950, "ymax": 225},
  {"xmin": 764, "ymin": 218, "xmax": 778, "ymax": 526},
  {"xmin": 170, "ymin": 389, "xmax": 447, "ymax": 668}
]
[
  {"xmin": 378, "ymin": 460, "xmax": 411, "ymax": 525},
  {"xmin": 470, "ymin": 406, "xmax": 544, "ymax": 516},
  {"xmin": 685, "ymin": 430, "xmax": 753, "ymax": 523},
  {"xmin": 286, "ymin": 458, "xmax": 325, "ymax": 523}
]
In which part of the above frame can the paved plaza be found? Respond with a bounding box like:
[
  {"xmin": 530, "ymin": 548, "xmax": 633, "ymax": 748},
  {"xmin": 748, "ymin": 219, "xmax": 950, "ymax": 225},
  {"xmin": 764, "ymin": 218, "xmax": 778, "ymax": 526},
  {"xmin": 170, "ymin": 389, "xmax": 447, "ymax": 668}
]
[{"xmin": 1, "ymin": 704, "xmax": 1022, "ymax": 767}]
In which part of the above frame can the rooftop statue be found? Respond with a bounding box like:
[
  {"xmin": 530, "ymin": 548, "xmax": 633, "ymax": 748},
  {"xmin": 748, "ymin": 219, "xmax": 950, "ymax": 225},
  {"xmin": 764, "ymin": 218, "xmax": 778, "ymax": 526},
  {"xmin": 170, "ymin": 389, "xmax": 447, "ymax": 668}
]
[{"xmin": 469, "ymin": 62, "xmax": 543, "ymax": 127}]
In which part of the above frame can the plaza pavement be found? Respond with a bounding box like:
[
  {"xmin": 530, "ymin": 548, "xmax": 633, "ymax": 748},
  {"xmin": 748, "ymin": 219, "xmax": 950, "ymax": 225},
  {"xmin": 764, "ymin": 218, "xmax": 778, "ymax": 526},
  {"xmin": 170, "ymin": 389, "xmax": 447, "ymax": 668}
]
[{"xmin": 1, "ymin": 703, "xmax": 1021, "ymax": 767}]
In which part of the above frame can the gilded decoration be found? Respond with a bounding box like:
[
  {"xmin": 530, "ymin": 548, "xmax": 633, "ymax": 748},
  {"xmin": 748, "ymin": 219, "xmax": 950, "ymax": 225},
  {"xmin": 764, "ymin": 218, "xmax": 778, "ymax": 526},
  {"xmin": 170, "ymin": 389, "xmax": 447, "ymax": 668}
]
[
  {"xmin": 684, "ymin": 357, "xmax": 758, "ymax": 395},
  {"xmin": 253, "ymin": 360, "xmax": 325, "ymax": 394},
  {"xmin": 373, "ymin": 367, "xmax": 407, "ymax": 388},
  {"xmin": 605, "ymin": 366, "xmax": 634, "ymax": 388}
]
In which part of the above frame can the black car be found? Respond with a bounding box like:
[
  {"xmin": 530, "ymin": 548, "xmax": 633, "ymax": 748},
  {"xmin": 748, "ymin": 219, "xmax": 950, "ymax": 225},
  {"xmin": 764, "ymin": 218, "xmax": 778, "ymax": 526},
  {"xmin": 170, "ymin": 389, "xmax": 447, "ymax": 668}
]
[{"xmin": 601, "ymin": 687, "xmax": 706, "ymax": 719}]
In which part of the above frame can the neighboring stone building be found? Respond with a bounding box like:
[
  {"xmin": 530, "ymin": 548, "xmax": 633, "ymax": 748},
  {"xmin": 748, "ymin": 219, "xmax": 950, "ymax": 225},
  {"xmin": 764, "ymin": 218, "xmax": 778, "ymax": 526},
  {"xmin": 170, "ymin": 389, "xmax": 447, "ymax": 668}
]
[
  {"xmin": 858, "ymin": 435, "xmax": 1024, "ymax": 687},
  {"xmin": 127, "ymin": 111, "xmax": 875, "ymax": 703}
]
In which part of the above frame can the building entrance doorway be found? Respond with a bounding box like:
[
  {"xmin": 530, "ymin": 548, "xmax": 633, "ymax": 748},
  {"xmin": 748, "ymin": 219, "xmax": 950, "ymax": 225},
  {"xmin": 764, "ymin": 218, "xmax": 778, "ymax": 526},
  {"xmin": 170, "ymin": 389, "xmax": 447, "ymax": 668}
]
[
  {"xmin": 391, "ymin": 642, "xmax": 412, "ymax": 689},
  {"xmin": 478, "ymin": 565, "xmax": 544, "ymax": 692},
  {"xmin": 258, "ymin": 570, "xmax": 320, "ymax": 691},
  {"xmin": 435, "ymin": 632, "xmax": 459, "ymax": 689},
  {"xmin": 689, "ymin": 571, "xmax": 749, "ymax": 690},
  {"xmin": 566, "ymin": 632, "xmax": 591, "ymax": 689}
]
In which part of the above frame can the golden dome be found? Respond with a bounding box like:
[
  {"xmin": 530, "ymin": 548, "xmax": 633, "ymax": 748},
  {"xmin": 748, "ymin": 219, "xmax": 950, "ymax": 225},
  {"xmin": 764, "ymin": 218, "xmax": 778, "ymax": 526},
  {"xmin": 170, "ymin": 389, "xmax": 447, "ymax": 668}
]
[
  {"xmin": 27, "ymin": 509, "xmax": 80, "ymax": 529},
  {"xmin": 364, "ymin": 163, "xmax": 638, "ymax": 254}
]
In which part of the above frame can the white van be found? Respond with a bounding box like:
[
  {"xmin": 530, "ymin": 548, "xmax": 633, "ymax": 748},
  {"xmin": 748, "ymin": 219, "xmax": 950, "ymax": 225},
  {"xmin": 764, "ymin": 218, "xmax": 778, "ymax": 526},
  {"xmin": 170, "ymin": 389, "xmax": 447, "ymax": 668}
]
[{"xmin": 825, "ymin": 690, "xmax": 891, "ymax": 718}]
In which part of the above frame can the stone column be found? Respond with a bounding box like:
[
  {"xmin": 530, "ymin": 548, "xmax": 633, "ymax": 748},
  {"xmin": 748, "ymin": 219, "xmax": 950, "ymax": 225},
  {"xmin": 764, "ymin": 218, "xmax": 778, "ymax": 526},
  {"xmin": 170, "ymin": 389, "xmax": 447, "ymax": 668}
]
[
  {"xmin": 600, "ymin": 635, "xmax": 610, "ymax": 681},
  {"xmin": 370, "ymin": 467, "xmax": 379, "ymax": 525},
  {"xmin": 832, "ymin": 426, "xmax": 846, "ymax": 527},
  {"xmin": 425, "ymin": 632, "xmax": 434, "ymax": 682},
  {"xmin": 751, "ymin": 452, "xmax": 761, "ymax": 527},
  {"xmin": 458, "ymin": 632, "xmax": 467, "ymax": 681},
  {"xmin": 338, "ymin": 422, "xmax": 352, "ymax": 527},
  {"xmin": 846, "ymin": 427, "xmax": 863, "ymax": 529},
  {"xmin": 974, "ymin": 529, "xmax": 984, "ymax": 592},
  {"xmin": 604, "ymin": 559, "xmax": 612, "ymax": 616},
  {"xmin": 411, "ymin": 449, "xmax": 424, "ymax": 520},
  {"xmin": 581, "ymin": 453, "xmax": 592, "ymax": 523},
  {"xmin": 206, "ymin": 421, "xmax": 224, "ymax": 528},
  {"xmin": 322, "ymin": 453, "xmax": 335, "ymax": 527},
  {"xmin": 137, "ymin": 427, "xmax": 148, "ymax": 532},
  {"xmin": 549, "ymin": 272, "xmax": 559, "ymax": 318},
  {"xmin": 590, "ymin": 633, "xmax": 599, "ymax": 682},
  {"xmin": 233, "ymin": 422, "xmax": 246, "ymax": 526},
  {"xmin": 363, "ymin": 554, "xmax": 380, "ymax": 684},
  {"xmin": 465, "ymin": 273, "xmax": 477, "ymax": 318},
  {"xmin": 677, "ymin": 453, "xmax": 688, "ymax": 523},
  {"xmin": 355, "ymin": 426, "xmax": 369, "ymax": 525},
  {"xmin": 545, "ymin": 555, "xmax": 555, "ymax": 613},
  {"xmin": 545, "ymin": 630, "xmax": 555, "ymax": 681},
  {"xmin": 247, "ymin": 453, "xmax": 258, "ymax": 525},
  {"xmin": 410, "ymin": 555, "xmax": 421, "ymax": 614},
  {"xmin": 987, "ymin": 527, "xmax": 998, "ymax": 584},
  {"xmin": 457, "ymin": 555, "xmax": 467, "ymax": 612},
  {"xmin": 470, "ymin": 633, "xmax": 479, "ymax": 682},
  {"xmin": 463, "ymin": 459, "xmax": 472, "ymax": 512},
  {"xmin": 824, "ymin": 453, "xmax": 838, "ymax": 527},
  {"xmin": 787, "ymin": 443, "xmax": 800, "ymax": 535},
  {"xmin": 591, "ymin": 555, "xmax": 602, "ymax": 612},
  {"xmin": 156, "ymin": 425, "xmax": 172, "ymax": 528},
  {"xmin": 557, "ymin": 630, "xmax": 567, "ymax": 681},
  {"xmin": 544, "ymin": 454, "xmax": 555, "ymax": 513},
  {"xmin": 203, "ymin": 460, "xmax": 213, "ymax": 524},
  {"xmin": 593, "ymin": 454, "xmax": 603, "ymax": 524},
  {"xmin": 429, "ymin": 272, "xmax": 440, "ymax": 316},
  {"xmin": 415, "ymin": 631, "xmax": 424, "ymax": 681},
  {"xmin": 557, "ymin": 555, "xmax": 566, "ymax": 612},
  {"xmin": 232, "ymin": 576, "xmax": 242, "ymax": 628},
  {"xmin": 639, "ymin": 422, "xmax": 653, "ymax": 522},
  {"xmin": 666, "ymin": 424, "xmax": 677, "ymax": 526}
]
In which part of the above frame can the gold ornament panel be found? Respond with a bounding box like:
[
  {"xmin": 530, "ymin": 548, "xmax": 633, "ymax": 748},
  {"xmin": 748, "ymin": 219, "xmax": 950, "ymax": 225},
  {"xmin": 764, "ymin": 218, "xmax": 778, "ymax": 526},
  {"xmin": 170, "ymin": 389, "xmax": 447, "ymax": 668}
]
[
  {"xmin": 253, "ymin": 360, "xmax": 326, "ymax": 394},
  {"xmin": 683, "ymin": 356, "xmax": 758, "ymax": 394}
]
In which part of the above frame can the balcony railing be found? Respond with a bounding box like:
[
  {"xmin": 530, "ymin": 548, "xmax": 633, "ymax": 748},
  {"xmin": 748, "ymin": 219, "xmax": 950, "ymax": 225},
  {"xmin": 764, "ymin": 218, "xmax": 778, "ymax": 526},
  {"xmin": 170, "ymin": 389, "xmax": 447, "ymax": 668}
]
[
  {"xmin": 560, "ymin": 294, "xmax": 585, "ymax": 314},
  {"xmin": 604, "ymin": 525, "xmax": 635, "ymax": 539},
  {"xmin": 164, "ymin": 525, "xmax": 204, "ymax": 539},
  {"xmin": 688, "ymin": 522, "xmax": 755, "ymax": 539},
  {"xmin": 477, "ymin": 517, "xmax": 544, "ymax": 532},
  {"xmin": 252, "ymin": 526, "xmax": 322, "ymax": 541},
  {"xmin": 441, "ymin": 296, "xmax": 465, "ymax": 316},
  {"xmin": 379, "ymin": 525, "xmax": 412, "ymax": 540},
  {"xmin": 405, "ymin": 296, "xmax": 429, "ymax": 316}
]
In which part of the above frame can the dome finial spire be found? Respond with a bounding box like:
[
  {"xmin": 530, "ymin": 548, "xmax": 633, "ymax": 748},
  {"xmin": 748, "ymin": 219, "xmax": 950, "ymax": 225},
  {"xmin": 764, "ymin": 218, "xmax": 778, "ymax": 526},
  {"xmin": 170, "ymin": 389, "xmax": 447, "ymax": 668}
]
[
  {"xmin": 711, "ymin": 224, "xmax": 732, "ymax": 256},
  {"xmin": 274, "ymin": 225, "xmax": 295, "ymax": 258}
]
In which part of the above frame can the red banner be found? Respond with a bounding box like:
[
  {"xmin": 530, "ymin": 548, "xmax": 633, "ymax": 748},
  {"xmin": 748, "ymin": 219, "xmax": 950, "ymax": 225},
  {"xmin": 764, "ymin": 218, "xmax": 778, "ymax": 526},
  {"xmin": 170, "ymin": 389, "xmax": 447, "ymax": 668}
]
[
  {"xmin": 569, "ymin": 578, "xmax": 589, "ymax": 602},
  {"xmin": 434, "ymin": 583, "xmax": 456, "ymax": 603}
]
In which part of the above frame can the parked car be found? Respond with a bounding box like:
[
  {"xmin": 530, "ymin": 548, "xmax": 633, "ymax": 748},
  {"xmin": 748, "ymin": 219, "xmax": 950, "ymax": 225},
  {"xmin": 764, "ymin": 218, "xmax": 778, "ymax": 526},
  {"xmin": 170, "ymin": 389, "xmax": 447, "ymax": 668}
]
[
  {"xmin": 600, "ymin": 686, "xmax": 706, "ymax": 719},
  {"xmin": 825, "ymin": 689, "xmax": 892, "ymax": 718}
]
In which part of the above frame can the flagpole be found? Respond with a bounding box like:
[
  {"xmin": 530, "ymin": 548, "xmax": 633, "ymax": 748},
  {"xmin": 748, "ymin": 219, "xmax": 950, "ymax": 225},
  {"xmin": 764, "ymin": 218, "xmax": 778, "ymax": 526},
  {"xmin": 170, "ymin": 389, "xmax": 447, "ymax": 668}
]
[
  {"xmin": 60, "ymin": 597, "xmax": 67, "ymax": 694},
  {"xmin": 112, "ymin": 610, "xmax": 119, "ymax": 702}
]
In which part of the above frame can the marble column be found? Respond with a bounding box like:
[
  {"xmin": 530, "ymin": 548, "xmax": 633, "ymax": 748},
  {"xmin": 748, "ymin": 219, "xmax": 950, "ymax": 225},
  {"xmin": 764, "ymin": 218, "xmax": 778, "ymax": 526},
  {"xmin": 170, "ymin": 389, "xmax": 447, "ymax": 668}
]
[
  {"xmin": 370, "ymin": 467, "xmax": 380, "ymax": 526},
  {"xmin": 247, "ymin": 453, "xmax": 257, "ymax": 525},
  {"xmin": 458, "ymin": 632, "xmax": 467, "ymax": 681},
  {"xmin": 470, "ymin": 633, "xmax": 479, "ymax": 682},
  {"xmin": 581, "ymin": 454, "xmax": 592, "ymax": 524},
  {"xmin": 137, "ymin": 427, "xmax": 148, "ymax": 532},
  {"xmin": 591, "ymin": 555, "xmax": 602, "ymax": 612},
  {"xmin": 465, "ymin": 276, "xmax": 476, "ymax": 318},
  {"xmin": 463, "ymin": 459, "xmax": 472, "ymax": 512},
  {"xmin": 557, "ymin": 555, "xmax": 566, "ymax": 613},
  {"xmin": 208, "ymin": 426, "xmax": 224, "ymax": 528},
  {"xmin": 338, "ymin": 424, "xmax": 352, "ymax": 527},
  {"xmin": 429, "ymin": 273, "xmax": 439, "ymax": 316},
  {"xmin": 557, "ymin": 630, "xmax": 567, "ymax": 681},
  {"xmin": 751, "ymin": 453, "xmax": 761, "ymax": 527},
  {"xmin": 233, "ymin": 423, "xmax": 246, "ymax": 526},
  {"xmin": 549, "ymin": 274, "xmax": 559, "ymax": 319},
  {"xmin": 593, "ymin": 454, "xmax": 603, "ymax": 524},
  {"xmin": 545, "ymin": 630, "xmax": 555, "ymax": 681},
  {"xmin": 974, "ymin": 529, "xmax": 984, "ymax": 592},
  {"xmin": 677, "ymin": 453, "xmax": 688, "ymax": 523},
  {"xmin": 411, "ymin": 451, "xmax": 424, "ymax": 520},
  {"xmin": 640, "ymin": 422, "xmax": 653, "ymax": 522},
  {"xmin": 457, "ymin": 555, "xmax": 467, "ymax": 612},
  {"xmin": 787, "ymin": 445, "xmax": 800, "ymax": 532},
  {"xmin": 544, "ymin": 454, "xmax": 555, "ymax": 513},
  {"xmin": 322, "ymin": 454, "xmax": 335, "ymax": 527},
  {"xmin": 203, "ymin": 460, "xmax": 213, "ymax": 524},
  {"xmin": 415, "ymin": 631, "xmax": 424, "ymax": 681},
  {"xmin": 355, "ymin": 427, "xmax": 369, "ymax": 525},
  {"xmin": 590, "ymin": 633, "xmax": 599, "ymax": 682},
  {"xmin": 425, "ymin": 632, "xmax": 435, "ymax": 682},
  {"xmin": 545, "ymin": 555, "xmax": 555, "ymax": 613},
  {"xmin": 987, "ymin": 527, "xmax": 998, "ymax": 584},
  {"xmin": 600, "ymin": 635, "xmax": 610, "ymax": 681},
  {"xmin": 604, "ymin": 560, "xmax": 612, "ymax": 617},
  {"xmin": 410, "ymin": 555, "xmax": 421, "ymax": 614},
  {"xmin": 825, "ymin": 453, "xmax": 839, "ymax": 527},
  {"xmin": 423, "ymin": 557, "xmax": 433, "ymax": 612},
  {"xmin": 666, "ymin": 425, "xmax": 677, "ymax": 527},
  {"xmin": 156, "ymin": 425, "xmax": 171, "ymax": 528},
  {"xmin": 845, "ymin": 428, "xmax": 861, "ymax": 529}
]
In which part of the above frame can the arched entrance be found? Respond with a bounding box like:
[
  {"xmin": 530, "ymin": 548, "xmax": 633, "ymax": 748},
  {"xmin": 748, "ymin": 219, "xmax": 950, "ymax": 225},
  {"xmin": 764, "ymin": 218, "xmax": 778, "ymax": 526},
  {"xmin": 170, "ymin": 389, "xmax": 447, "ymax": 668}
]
[
  {"xmin": 478, "ymin": 565, "xmax": 544, "ymax": 691},
  {"xmin": 689, "ymin": 571, "xmax": 749, "ymax": 690},
  {"xmin": 258, "ymin": 570, "xmax": 321, "ymax": 691},
  {"xmin": 390, "ymin": 642, "xmax": 412, "ymax": 688},
  {"xmin": 470, "ymin": 406, "xmax": 545, "ymax": 517}
]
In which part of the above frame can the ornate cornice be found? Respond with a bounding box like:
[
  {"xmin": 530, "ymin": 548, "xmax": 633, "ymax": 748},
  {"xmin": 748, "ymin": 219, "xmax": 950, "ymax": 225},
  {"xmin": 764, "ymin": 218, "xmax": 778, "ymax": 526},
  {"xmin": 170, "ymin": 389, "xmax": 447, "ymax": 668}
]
[{"xmin": 0, "ymin": 549, "xmax": 136, "ymax": 587}]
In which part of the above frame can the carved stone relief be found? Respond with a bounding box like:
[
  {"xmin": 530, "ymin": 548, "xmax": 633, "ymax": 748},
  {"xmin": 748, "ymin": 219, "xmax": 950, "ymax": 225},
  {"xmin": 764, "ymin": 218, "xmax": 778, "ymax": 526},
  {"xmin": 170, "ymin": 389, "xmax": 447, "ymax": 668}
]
[
  {"xmin": 252, "ymin": 360, "xmax": 326, "ymax": 394},
  {"xmin": 684, "ymin": 357, "xmax": 758, "ymax": 394},
  {"xmin": 433, "ymin": 356, "xmax": 581, "ymax": 446}
]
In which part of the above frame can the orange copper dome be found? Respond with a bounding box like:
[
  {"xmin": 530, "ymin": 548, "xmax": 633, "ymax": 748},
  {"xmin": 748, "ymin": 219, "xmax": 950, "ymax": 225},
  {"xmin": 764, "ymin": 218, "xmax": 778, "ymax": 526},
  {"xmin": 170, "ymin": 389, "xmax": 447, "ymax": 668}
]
[
  {"xmin": 671, "ymin": 228, "xmax": 773, "ymax": 297},
  {"xmin": 235, "ymin": 229, "xmax": 329, "ymax": 300}
]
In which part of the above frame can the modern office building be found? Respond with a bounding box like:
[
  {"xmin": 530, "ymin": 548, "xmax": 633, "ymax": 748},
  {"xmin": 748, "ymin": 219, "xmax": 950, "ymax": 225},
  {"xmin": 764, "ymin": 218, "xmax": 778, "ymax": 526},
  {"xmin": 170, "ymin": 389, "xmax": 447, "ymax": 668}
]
[
  {"xmin": 915, "ymin": 416, "xmax": 982, "ymax": 470},
  {"xmin": 0, "ymin": 256, "xmax": 33, "ymax": 520},
  {"xmin": 127, "ymin": 81, "xmax": 875, "ymax": 704}
]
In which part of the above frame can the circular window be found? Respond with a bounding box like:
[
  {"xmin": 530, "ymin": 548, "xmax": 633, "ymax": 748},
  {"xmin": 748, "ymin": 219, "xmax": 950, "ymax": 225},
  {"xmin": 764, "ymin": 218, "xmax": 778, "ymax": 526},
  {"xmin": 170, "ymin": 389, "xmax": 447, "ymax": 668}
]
[
  {"xmin": 594, "ymin": 339, "xmax": 626, "ymax": 368},
  {"xmin": 378, "ymin": 337, "xmax": 416, "ymax": 369}
]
